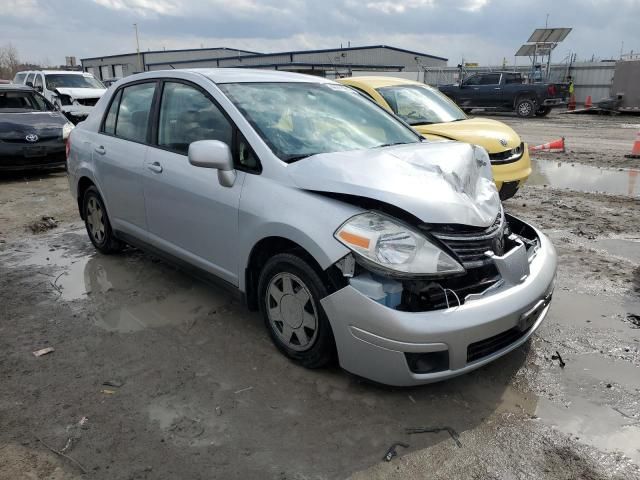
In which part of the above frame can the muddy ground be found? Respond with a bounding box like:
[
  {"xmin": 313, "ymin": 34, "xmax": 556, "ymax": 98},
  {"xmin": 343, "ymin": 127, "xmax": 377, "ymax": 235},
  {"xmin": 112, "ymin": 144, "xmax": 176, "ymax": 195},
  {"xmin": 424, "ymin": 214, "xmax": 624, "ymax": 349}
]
[{"xmin": 1, "ymin": 112, "xmax": 639, "ymax": 479}]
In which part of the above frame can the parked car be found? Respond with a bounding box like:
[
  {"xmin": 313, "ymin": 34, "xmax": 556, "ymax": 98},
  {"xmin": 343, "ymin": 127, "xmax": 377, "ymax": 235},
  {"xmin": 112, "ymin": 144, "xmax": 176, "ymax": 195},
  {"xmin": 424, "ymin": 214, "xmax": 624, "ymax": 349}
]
[
  {"xmin": 0, "ymin": 84, "xmax": 73, "ymax": 171},
  {"xmin": 19, "ymin": 70, "xmax": 106, "ymax": 123},
  {"xmin": 438, "ymin": 71, "xmax": 568, "ymax": 117},
  {"xmin": 67, "ymin": 69, "xmax": 557, "ymax": 386},
  {"xmin": 339, "ymin": 76, "xmax": 531, "ymax": 200}
]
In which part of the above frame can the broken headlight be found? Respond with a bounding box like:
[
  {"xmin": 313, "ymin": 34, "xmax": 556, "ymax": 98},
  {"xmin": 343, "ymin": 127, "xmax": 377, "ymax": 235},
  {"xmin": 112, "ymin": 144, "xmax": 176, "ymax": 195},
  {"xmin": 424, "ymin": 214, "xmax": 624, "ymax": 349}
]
[
  {"xmin": 62, "ymin": 122, "xmax": 74, "ymax": 141},
  {"xmin": 334, "ymin": 212, "xmax": 464, "ymax": 276}
]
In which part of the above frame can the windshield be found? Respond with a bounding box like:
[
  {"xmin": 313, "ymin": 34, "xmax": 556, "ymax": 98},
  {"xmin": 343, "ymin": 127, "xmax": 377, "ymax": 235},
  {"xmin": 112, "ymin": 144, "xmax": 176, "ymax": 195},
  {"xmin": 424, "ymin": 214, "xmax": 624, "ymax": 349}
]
[
  {"xmin": 45, "ymin": 74, "xmax": 105, "ymax": 90},
  {"xmin": 0, "ymin": 90, "xmax": 51, "ymax": 112},
  {"xmin": 218, "ymin": 82, "xmax": 420, "ymax": 162},
  {"xmin": 377, "ymin": 84, "xmax": 466, "ymax": 125},
  {"xmin": 13, "ymin": 72, "xmax": 27, "ymax": 84}
]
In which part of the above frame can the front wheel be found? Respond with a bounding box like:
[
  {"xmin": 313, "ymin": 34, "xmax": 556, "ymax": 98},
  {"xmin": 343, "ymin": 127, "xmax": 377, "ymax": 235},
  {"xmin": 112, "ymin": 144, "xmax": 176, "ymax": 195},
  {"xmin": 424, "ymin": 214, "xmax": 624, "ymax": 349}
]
[
  {"xmin": 82, "ymin": 186, "xmax": 124, "ymax": 254},
  {"xmin": 515, "ymin": 98, "xmax": 536, "ymax": 118},
  {"xmin": 258, "ymin": 253, "xmax": 336, "ymax": 368}
]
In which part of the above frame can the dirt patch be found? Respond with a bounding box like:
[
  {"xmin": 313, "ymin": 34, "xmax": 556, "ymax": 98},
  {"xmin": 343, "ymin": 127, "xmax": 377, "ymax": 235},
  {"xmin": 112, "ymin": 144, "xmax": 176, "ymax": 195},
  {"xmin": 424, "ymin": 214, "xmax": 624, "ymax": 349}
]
[{"xmin": 27, "ymin": 215, "xmax": 59, "ymax": 234}]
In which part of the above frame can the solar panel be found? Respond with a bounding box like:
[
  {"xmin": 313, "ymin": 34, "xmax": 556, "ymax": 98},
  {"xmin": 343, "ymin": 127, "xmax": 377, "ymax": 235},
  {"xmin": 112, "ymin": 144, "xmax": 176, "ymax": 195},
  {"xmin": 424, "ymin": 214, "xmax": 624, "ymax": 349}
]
[
  {"xmin": 527, "ymin": 28, "xmax": 572, "ymax": 43},
  {"xmin": 515, "ymin": 43, "xmax": 556, "ymax": 57}
]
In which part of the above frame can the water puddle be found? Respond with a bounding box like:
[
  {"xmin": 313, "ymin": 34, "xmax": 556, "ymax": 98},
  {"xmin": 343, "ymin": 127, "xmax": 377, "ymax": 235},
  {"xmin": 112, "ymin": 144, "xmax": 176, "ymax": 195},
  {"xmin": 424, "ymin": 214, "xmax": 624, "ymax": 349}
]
[
  {"xmin": 522, "ymin": 290, "xmax": 640, "ymax": 463},
  {"xmin": 8, "ymin": 231, "xmax": 95, "ymax": 301},
  {"xmin": 528, "ymin": 158, "xmax": 639, "ymax": 197},
  {"xmin": 95, "ymin": 286, "xmax": 225, "ymax": 333}
]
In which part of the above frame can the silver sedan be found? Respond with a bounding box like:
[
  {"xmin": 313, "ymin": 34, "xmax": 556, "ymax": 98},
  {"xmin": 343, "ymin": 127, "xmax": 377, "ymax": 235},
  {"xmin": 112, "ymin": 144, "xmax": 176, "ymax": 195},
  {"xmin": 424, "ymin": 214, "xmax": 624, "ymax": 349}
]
[{"xmin": 67, "ymin": 69, "xmax": 556, "ymax": 386}]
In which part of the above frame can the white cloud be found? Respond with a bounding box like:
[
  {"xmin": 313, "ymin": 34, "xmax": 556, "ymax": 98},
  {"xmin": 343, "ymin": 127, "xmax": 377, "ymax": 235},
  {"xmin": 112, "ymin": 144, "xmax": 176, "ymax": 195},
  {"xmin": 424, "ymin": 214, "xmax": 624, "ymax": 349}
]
[
  {"xmin": 365, "ymin": 0, "xmax": 434, "ymax": 14},
  {"xmin": 93, "ymin": 0, "xmax": 181, "ymax": 16}
]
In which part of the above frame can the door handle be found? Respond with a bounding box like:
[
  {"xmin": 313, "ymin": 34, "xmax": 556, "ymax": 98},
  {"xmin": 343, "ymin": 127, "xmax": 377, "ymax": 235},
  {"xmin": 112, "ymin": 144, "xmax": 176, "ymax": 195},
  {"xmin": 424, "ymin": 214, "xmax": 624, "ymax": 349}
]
[
  {"xmin": 95, "ymin": 145, "xmax": 106, "ymax": 155},
  {"xmin": 147, "ymin": 161, "xmax": 163, "ymax": 173},
  {"xmin": 494, "ymin": 87, "xmax": 502, "ymax": 90}
]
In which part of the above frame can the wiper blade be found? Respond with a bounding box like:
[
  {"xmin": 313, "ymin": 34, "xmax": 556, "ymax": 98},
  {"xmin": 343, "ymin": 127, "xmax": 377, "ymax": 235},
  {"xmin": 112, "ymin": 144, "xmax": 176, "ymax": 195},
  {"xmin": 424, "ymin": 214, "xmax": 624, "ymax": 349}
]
[
  {"xmin": 374, "ymin": 142, "xmax": 410, "ymax": 148},
  {"xmin": 283, "ymin": 153, "xmax": 318, "ymax": 163}
]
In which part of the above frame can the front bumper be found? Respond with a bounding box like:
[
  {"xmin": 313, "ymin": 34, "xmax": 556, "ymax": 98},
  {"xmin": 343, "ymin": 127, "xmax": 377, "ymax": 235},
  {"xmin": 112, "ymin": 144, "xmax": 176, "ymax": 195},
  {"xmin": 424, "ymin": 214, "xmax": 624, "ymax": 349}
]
[
  {"xmin": 61, "ymin": 105, "xmax": 92, "ymax": 124},
  {"xmin": 492, "ymin": 147, "xmax": 531, "ymax": 200},
  {"xmin": 320, "ymin": 222, "xmax": 557, "ymax": 386},
  {"xmin": 0, "ymin": 141, "xmax": 66, "ymax": 171},
  {"xmin": 543, "ymin": 98, "xmax": 566, "ymax": 107}
]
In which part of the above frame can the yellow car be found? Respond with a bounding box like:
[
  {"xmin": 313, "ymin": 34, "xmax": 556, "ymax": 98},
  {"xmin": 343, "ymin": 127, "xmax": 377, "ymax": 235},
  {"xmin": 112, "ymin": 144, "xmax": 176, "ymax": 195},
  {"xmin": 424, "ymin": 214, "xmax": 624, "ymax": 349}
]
[{"xmin": 338, "ymin": 76, "xmax": 531, "ymax": 200}]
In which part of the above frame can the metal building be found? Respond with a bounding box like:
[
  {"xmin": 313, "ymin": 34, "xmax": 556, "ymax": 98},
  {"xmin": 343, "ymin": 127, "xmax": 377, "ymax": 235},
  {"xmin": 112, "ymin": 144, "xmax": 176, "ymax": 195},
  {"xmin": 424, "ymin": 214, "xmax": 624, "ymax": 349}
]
[{"xmin": 81, "ymin": 45, "xmax": 447, "ymax": 80}]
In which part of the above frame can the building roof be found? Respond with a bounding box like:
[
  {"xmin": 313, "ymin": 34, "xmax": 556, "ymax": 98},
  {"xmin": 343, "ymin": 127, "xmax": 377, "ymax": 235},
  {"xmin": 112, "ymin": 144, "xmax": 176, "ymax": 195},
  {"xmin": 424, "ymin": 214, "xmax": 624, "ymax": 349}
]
[
  {"xmin": 146, "ymin": 44, "xmax": 447, "ymax": 68},
  {"xmin": 81, "ymin": 47, "xmax": 260, "ymax": 62}
]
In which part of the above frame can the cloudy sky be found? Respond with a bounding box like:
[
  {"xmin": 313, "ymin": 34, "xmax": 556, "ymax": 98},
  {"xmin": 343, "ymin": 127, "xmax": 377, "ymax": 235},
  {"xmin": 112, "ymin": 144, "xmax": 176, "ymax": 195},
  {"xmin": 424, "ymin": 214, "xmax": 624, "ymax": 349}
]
[{"xmin": 2, "ymin": 0, "xmax": 639, "ymax": 66}]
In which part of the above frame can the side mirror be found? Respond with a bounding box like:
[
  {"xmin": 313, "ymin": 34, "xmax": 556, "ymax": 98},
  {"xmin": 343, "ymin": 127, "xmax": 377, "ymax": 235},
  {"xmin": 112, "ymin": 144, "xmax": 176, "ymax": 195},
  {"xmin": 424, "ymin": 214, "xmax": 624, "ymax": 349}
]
[
  {"xmin": 35, "ymin": 85, "xmax": 43, "ymax": 92},
  {"xmin": 26, "ymin": 81, "xmax": 34, "ymax": 87},
  {"xmin": 188, "ymin": 140, "xmax": 236, "ymax": 187}
]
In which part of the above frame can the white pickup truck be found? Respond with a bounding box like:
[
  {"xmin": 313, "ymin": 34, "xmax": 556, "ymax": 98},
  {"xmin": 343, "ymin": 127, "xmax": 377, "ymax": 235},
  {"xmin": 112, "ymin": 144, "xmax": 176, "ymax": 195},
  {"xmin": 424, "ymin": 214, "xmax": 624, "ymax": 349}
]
[{"xmin": 19, "ymin": 70, "xmax": 107, "ymax": 123}]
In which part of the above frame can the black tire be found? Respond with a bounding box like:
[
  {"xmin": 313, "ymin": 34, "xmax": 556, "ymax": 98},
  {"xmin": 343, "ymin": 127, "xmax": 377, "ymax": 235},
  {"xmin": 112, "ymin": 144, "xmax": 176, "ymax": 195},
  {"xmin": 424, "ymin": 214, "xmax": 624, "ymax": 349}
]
[
  {"xmin": 535, "ymin": 106, "xmax": 551, "ymax": 117},
  {"xmin": 258, "ymin": 253, "xmax": 336, "ymax": 368},
  {"xmin": 515, "ymin": 98, "xmax": 536, "ymax": 118},
  {"xmin": 82, "ymin": 186, "xmax": 124, "ymax": 254}
]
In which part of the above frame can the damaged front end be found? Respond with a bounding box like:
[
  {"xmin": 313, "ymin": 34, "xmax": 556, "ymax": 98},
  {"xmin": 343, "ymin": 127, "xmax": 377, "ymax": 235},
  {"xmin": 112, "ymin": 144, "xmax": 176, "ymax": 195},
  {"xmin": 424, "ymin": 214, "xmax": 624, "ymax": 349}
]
[
  {"xmin": 52, "ymin": 88, "xmax": 102, "ymax": 124},
  {"xmin": 334, "ymin": 210, "xmax": 540, "ymax": 313}
]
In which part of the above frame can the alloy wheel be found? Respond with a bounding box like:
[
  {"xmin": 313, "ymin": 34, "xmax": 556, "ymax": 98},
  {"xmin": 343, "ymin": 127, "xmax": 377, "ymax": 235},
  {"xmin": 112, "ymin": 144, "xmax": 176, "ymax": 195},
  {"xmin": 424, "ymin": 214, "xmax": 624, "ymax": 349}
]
[
  {"xmin": 265, "ymin": 272, "xmax": 319, "ymax": 352},
  {"xmin": 518, "ymin": 102, "xmax": 532, "ymax": 116},
  {"xmin": 86, "ymin": 197, "xmax": 105, "ymax": 244}
]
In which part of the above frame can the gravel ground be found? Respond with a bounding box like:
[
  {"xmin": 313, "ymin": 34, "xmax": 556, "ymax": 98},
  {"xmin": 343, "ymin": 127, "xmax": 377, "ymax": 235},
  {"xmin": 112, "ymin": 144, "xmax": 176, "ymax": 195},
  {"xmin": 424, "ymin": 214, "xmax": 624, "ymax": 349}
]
[{"xmin": 1, "ymin": 112, "xmax": 639, "ymax": 479}]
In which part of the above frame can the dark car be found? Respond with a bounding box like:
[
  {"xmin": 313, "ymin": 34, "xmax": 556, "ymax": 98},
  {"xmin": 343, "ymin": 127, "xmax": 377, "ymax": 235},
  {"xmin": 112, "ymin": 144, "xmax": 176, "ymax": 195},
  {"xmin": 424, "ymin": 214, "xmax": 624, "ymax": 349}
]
[
  {"xmin": 439, "ymin": 72, "xmax": 569, "ymax": 118},
  {"xmin": 0, "ymin": 84, "xmax": 73, "ymax": 171}
]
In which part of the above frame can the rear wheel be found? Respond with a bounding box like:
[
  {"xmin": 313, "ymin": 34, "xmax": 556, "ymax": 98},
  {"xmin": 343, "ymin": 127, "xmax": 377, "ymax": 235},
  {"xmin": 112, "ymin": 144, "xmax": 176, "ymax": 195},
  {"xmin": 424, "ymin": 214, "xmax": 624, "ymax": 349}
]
[
  {"xmin": 258, "ymin": 253, "xmax": 336, "ymax": 368},
  {"xmin": 82, "ymin": 186, "xmax": 124, "ymax": 254},
  {"xmin": 515, "ymin": 98, "xmax": 536, "ymax": 118},
  {"xmin": 535, "ymin": 106, "xmax": 551, "ymax": 117}
]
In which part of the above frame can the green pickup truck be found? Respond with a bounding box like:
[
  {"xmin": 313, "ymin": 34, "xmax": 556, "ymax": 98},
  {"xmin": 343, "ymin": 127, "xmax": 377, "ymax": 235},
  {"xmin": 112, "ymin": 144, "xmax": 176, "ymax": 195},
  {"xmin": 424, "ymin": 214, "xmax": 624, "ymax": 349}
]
[{"xmin": 438, "ymin": 71, "xmax": 569, "ymax": 118}]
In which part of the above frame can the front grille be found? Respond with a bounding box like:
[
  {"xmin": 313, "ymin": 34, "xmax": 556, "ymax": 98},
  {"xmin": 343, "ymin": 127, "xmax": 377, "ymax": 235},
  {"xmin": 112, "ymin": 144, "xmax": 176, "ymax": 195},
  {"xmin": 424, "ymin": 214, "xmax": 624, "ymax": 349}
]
[
  {"xmin": 467, "ymin": 326, "xmax": 528, "ymax": 363},
  {"xmin": 489, "ymin": 143, "xmax": 524, "ymax": 164},
  {"xmin": 1, "ymin": 135, "xmax": 60, "ymax": 144},
  {"xmin": 399, "ymin": 263, "xmax": 501, "ymax": 312},
  {"xmin": 76, "ymin": 98, "xmax": 98, "ymax": 107},
  {"xmin": 429, "ymin": 212, "xmax": 506, "ymax": 269}
]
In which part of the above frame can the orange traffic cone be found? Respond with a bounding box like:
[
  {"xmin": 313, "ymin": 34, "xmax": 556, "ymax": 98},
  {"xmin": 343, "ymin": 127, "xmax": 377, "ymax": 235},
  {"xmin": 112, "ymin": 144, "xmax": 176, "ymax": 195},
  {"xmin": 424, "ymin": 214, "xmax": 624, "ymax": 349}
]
[
  {"xmin": 568, "ymin": 94, "xmax": 576, "ymax": 111},
  {"xmin": 584, "ymin": 95, "xmax": 593, "ymax": 109},
  {"xmin": 529, "ymin": 137, "xmax": 565, "ymax": 153},
  {"xmin": 625, "ymin": 131, "xmax": 640, "ymax": 158}
]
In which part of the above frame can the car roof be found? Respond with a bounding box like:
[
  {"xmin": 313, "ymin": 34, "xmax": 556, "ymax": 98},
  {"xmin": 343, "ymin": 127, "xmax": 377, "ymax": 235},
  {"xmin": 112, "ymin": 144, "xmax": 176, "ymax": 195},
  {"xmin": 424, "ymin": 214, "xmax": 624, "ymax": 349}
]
[
  {"xmin": 0, "ymin": 84, "xmax": 34, "ymax": 91},
  {"xmin": 184, "ymin": 68, "xmax": 334, "ymax": 84},
  {"xmin": 20, "ymin": 70, "xmax": 90, "ymax": 75},
  {"xmin": 340, "ymin": 76, "xmax": 431, "ymax": 89}
]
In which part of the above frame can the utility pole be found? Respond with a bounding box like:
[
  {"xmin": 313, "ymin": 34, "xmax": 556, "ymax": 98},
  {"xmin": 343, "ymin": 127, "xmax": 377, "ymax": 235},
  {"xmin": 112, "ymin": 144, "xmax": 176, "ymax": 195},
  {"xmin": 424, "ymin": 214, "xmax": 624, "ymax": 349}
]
[
  {"xmin": 134, "ymin": 23, "xmax": 142, "ymax": 72},
  {"xmin": 545, "ymin": 13, "xmax": 549, "ymax": 28}
]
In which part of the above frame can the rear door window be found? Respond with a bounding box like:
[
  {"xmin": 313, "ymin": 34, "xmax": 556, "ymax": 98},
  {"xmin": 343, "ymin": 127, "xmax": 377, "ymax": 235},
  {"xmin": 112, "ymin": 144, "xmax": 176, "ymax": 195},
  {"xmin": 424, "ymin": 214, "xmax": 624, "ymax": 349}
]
[
  {"xmin": 33, "ymin": 74, "xmax": 43, "ymax": 91},
  {"xmin": 25, "ymin": 73, "xmax": 35, "ymax": 86},
  {"xmin": 102, "ymin": 89, "xmax": 123, "ymax": 135},
  {"xmin": 114, "ymin": 82, "xmax": 156, "ymax": 143},
  {"xmin": 157, "ymin": 81, "xmax": 232, "ymax": 155},
  {"xmin": 478, "ymin": 74, "xmax": 501, "ymax": 85}
]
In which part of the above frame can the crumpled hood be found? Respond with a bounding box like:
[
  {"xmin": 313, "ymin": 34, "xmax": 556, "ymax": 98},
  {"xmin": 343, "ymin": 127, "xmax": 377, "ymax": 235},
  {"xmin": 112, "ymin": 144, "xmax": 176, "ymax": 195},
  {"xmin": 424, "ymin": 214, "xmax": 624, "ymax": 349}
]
[
  {"xmin": 416, "ymin": 118, "xmax": 522, "ymax": 153},
  {"xmin": 287, "ymin": 142, "xmax": 501, "ymax": 227},
  {"xmin": 55, "ymin": 87, "xmax": 106, "ymax": 100},
  {"xmin": 0, "ymin": 112, "xmax": 68, "ymax": 140}
]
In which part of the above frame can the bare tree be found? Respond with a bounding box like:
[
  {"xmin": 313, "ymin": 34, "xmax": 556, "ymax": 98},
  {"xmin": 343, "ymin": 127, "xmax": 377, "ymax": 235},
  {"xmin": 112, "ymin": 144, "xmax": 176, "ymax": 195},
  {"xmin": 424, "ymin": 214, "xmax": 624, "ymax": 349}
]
[{"xmin": 0, "ymin": 43, "xmax": 21, "ymax": 80}]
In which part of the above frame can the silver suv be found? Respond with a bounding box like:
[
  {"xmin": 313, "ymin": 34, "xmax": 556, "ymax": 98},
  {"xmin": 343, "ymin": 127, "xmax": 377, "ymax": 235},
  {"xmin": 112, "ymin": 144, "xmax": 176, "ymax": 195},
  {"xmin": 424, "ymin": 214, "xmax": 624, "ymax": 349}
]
[{"xmin": 67, "ymin": 69, "xmax": 557, "ymax": 386}]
